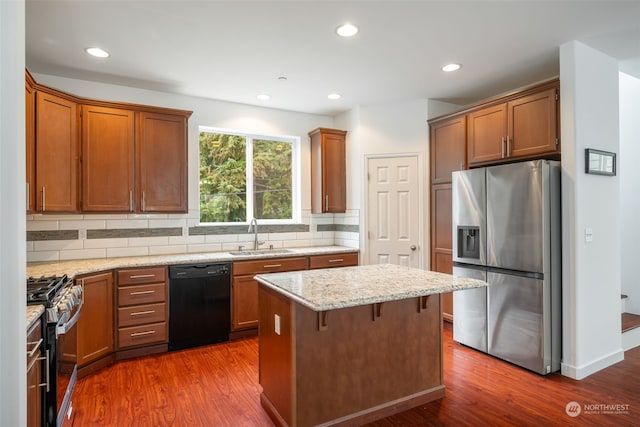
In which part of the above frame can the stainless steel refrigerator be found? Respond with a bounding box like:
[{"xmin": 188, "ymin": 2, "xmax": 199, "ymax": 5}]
[{"xmin": 452, "ymin": 159, "xmax": 561, "ymax": 375}]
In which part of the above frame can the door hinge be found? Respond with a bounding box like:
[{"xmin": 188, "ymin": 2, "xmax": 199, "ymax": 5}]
[
  {"xmin": 368, "ymin": 231, "xmax": 371, "ymax": 239},
  {"xmin": 555, "ymin": 92, "xmax": 559, "ymax": 101},
  {"xmin": 367, "ymin": 173, "xmax": 370, "ymax": 181},
  {"xmin": 555, "ymin": 138, "xmax": 559, "ymax": 147}
]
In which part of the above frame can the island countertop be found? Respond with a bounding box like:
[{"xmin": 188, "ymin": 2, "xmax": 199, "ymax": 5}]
[{"xmin": 254, "ymin": 263, "xmax": 487, "ymax": 312}]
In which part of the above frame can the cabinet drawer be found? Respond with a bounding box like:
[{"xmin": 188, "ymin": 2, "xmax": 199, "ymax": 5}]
[
  {"xmin": 118, "ymin": 303, "xmax": 166, "ymax": 327},
  {"xmin": 118, "ymin": 322, "xmax": 167, "ymax": 348},
  {"xmin": 309, "ymin": 252, "xmax": 359, "ymax": 269},
  {"xmin": 118, "ymin": 283, "xmax": 166, "ymax": 306},
  {"xmin": 26, "ymin": 320, "xmax": 42, "ymax": 367},
  {"xmin": 118, "ymin": 267, "xmax": 166, "ymax": 285},
  {"xmin": 233, "ymin": 257, "xmax": 308, "ymax": 275}
]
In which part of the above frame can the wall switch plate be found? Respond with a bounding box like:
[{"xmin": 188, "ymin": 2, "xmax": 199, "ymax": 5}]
[
  {"xmin": 274, "ymin": 314, "xmax": 281, "ymax": 335},
  {"xmin": 585, "ymin": 227, "xmax": 593, "ymax": 243}
]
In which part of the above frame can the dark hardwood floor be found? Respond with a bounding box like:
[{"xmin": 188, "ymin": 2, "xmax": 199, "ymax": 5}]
[
  {"xmin": 72, "ymin": 323, "xmax": 640, "ymax": 426},
  {"xmin": 622, "ymin": 312, "xmax": 640, "ymax": 332}
]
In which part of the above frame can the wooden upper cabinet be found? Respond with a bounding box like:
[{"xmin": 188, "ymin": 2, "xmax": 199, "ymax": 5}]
[
  {"xmin": 25, "ymin": 75, "xmax": 36, "ymax": 213},
  {"xmin": 430, "ymin": 115, "xmax": 466, "ymax": 184},
  {"xmin": 309, "ymin": 127, "xmax": 347, "ymax": 213},
  {"xmin": 35, "ymin": 91, "xmax": 78, "ymax": 212},
  {"xmin": 468, "ymin": 84, "xmax": 559, "ymax": 166},
  {"xmin": 507, "ymin": 87, "xmax": 558, "ymax": 158},
  {"xmin": 81, "ymin": 105, "xmax": 135, "ymax": 212},
  {"xmin": 467, "ymin": 104, "xmax": 507, "ymax": 165},
  {"xmin": 137, "ymin": 112, "xmax": 188, "ymax": 213}
]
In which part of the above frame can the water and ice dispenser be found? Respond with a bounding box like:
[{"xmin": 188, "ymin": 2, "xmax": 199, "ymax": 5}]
[{"xmin": 457, "ymin": 226, "xmax": 480, "ymax": 259}]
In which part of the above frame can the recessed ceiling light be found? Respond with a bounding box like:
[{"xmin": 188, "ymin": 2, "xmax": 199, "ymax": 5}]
[
  {"xmin": 336, "ymin": 23, "xmax": 359, "ymax": 37},
  {"xmin": 327, "ymin": 93, "xmax": 342, "ymax": 100},
  {"xmin": 85, "ymin": 47, "xmax": 110, "ymax": 58},
  {"xmin": 257, "ymin": 94, "xmax": 271, "ymax": 100},
  {"xmin": 442, "ymin": 63, "xmax": 462, "ymax": 72}
]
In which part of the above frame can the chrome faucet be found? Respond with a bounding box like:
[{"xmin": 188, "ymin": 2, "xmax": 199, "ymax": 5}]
[{"xmin": 248, "ymin": 218, "xmax": 264, "ymax": 250}]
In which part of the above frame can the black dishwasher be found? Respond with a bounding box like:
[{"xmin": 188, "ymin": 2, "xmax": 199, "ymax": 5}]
[{"xmin": 168, "ymin": 263, "xmax": 231, "ymax": 351}]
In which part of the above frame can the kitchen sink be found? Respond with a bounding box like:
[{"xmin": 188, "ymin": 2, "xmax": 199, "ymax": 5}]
[{"xmin": 229, "ymin": 249, "xmax": 293, "ymax": 256}]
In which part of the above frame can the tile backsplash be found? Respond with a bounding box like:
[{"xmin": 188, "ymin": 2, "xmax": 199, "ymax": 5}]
[{"xmin": 27, "ymin": 209, "xmax": 360, "ymax": 262}]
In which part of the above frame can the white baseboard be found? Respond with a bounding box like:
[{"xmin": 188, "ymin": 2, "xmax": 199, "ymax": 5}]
[{"xmin": 561, "ymin": 348, "xmax": 624, "ymax": 379}]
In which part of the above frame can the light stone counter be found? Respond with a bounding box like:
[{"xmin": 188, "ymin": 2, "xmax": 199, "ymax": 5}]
[
  {"xmin": 255, "ymin": 263, "xmax": 488, "ymax": 312},
  {"xmin": 27, "ymin": 305, "xmax": 44, "ymax": 330},
  {"xmin": 26, "ymin": 246, "xmax": 358, "ymax": 279}
]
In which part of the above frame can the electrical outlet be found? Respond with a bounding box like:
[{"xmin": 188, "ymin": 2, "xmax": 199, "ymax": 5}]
[{"xmin": 274, "ymin": 314, "xmax": 281, "ymax": 335}]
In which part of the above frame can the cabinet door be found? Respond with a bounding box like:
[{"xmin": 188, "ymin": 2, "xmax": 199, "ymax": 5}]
[
  {"xmin": 26, "ymin": 321, "xmax": 42, "ymax": 427},
  {"xmin": 467, "ymin": 103, "xmax": 507, "ymax": 165},
  {"xmin": 232, "ymin": 275, "xmax": 259, "ymax": 330},
  {"xmin": 82, "ymin": 105, "xmax": 135, "ymax": 212},
  {"xmin": 137, "ymin": 112, "xmax": 188, "ymax": 212},
  {"xmin": 430, "ymin": 184, "xmax": 454, "ymax": 320},
  {"xmin": 26, "ymin": 80, "xmax": 36, "ymax": 212},
  {"xmin": 507, "ymin": 87, "xmax": 558, "ymax": 158},
  {"xmin": 77, "ymin": 272, "xmax": 114, "ymax": 367},
  {"xmin": 430, "ymin": 115, "xmax": 466, "ymax": 184},
  {"xmin": 35, "ymin": 91, "xmax": 78, "ymax": 212},
  {"xmin": 322, "ymin": 133, "xmax": 346, "ymax": 213}
]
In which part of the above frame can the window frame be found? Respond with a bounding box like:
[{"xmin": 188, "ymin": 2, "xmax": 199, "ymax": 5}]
[{"xmin": 198, "ymin": 126, "xmax": 301, "ymax": 225}]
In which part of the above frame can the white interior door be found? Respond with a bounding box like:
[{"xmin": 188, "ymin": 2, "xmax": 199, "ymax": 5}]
[{"xmin": 366, "ymin": 155, "xmax": 421, "ymax": 267}]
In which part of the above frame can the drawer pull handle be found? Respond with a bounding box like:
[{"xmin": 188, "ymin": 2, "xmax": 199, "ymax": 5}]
[
  {"xmin": 263, "ymin": 264, "xmax": 282, "ymax": 268},
  {"xmin": 27, "ymin": 338, "xmax": 43, "ymax": 357},
  {"xmin": 130, "ymin": 310, "xmax": 155, "ymax": 316},
  {"xmin": 328, "ymin": 259, "xmax": 344, "ymax": 263},
  {"xmin": 130, "ymin": 330, "xmax": 156, "ymax": 337},
  {"xmin": 130, "ymin": 290, "xmax": 156, "ymax": 296},
  {"xmin": 129, "ymin": 274, "xmax": 156, "ymax": 279}
]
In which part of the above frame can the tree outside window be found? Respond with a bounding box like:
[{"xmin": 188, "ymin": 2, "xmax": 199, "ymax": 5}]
[{"xmin": 199, "ymin": 129, "xmax": 296, "ymax": 224}]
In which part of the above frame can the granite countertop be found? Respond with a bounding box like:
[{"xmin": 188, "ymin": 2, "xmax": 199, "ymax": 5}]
[
  {"xmin": 27, "ymin": 305, "xmax": 44, "ymax": 330},
  {"xmin": 26, "ymin": 246, "xmax": 358, "ymax": 279},
  {"xmin": 255, "ymin": 264, "xmax": 488, "ymax": 312}
]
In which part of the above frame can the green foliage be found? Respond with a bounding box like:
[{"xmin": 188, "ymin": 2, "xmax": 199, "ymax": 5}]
[{"xmin": 199, "ymin": 132, "xmax": 293, "ymax": 223}]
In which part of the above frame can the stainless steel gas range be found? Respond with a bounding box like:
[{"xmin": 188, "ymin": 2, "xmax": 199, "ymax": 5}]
[{"xmin": 27, "ymin": 275, "xmax": 83, "ymax": 427}]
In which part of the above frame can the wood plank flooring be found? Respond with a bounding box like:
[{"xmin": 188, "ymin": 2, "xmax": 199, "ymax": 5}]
[
  {"xmin": 622, "ymin": 312, "xmax": 640, "ymax": 332},
  {"xmin": 72, "ymin": 323, "xmax": 640, "ymax": 426}
]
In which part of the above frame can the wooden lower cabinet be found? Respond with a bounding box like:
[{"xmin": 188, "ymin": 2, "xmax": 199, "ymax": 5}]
[
  {"xmin": 231, "ymin": 257, "xmax": 309, "ymax": 332},
  {"xmin": 309, "ymin": 252, "xmax": 358, "ymax": 269},
  {"xmin": 116, "ymin": 267, "xmax": 168, "ymax": 358},
  {"xmin": 77, "ymin": 271, "xmax": 115, "ymax": 376},
  {"xmin": 26, "ymin": 319, "xmax": 43, "ymax": 427},
  {"xmin": 232, "ymin": 276, "xmax": 259, "ymax": 330}
]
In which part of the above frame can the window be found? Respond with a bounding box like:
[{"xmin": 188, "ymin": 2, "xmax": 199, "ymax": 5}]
[{"xmin": 199, "ymin": 127, "xmax": 300, "ymax": 224}]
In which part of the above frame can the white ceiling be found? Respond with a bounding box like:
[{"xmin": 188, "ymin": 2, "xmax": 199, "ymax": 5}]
[{"xmin": 26, "ymin": 1, "xmax": 640, "ymax": 116}]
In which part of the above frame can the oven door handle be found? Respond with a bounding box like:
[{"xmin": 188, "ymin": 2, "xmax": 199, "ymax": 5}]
[{"xmin": 56, "ymin": 293, "xmax": 84, "ymax": 338}]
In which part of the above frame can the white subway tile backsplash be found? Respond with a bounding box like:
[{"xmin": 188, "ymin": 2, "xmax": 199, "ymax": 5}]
[
  {"xmin": 34, "ymin": 240, "xmax": 83, "ymax": 251},
  {"xmin": 187, "ymin": 243, "xmax": 223, "ymax": 253},
  {"xmin": 27, "ymin": 251, "xmax": 59, "ymax": 263},
  {"xmin": 59, "ymin": 248, "xmax": 106, "ymax": 260},
  {"xmin": 149, "ymin": 245, "xmax": 188, "ymax": 256},
  {"xmin": 60, "ymin": 219, "xmax": 106, "ymax": 230},
  {"xmin": 84, "ymin": 238, "xmax": 128, "ymax": 249},
  {"xmin": 27, "ymin": 221, "xmax": 59, "ymax": 231},
  {"xmin": 128, "ymin": 236, "xmax": 170, "ymax": 247},
  {"xmin": 107, "ymin": 246, "xmax": 149, "ymax": 258},
  {"xmin": 105, "ymin": 219, "xmax": 149, "ymax": 229},
  {"xmin": 168, "ymin": 235, "xmax": 189, "ymax": 245},
  {"xmin": 148, "ymin": 218, "xmax": 188, "ymax": 228},
  {"xmin": 205, "ymin": 234, "xmax": 239, "ymax": 244}
]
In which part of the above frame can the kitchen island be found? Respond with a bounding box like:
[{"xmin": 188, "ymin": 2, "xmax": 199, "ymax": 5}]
[{"xmin": 255, "ymin": 264, "xmax": 487, "ymax": 427}]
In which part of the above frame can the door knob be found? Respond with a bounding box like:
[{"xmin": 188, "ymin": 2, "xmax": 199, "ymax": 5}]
[{"xmin": 410, "ymin": 245, "xmax": 417, "ymax": 251}]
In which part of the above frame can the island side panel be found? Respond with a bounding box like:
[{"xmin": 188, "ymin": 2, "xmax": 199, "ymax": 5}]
[
  {"xmin": 294, "ymin": 295, "xmax": 444, "ymax": 426},
  {"xmin": 259, "ymin": 285, "xmax": 295, "ymax": 427}
]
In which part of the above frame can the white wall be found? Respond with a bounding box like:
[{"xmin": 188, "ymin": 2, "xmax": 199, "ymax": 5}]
[
  {"xmin": 27, "ymin": 73, "xmax": 344, "ymax": 261},
  {"xmin": 1, "ymin": 1, "xmax": 27, "ymax": 425},
  {"xmin": 559, "ymin": 41, "xmax": 623, "ymax": 379},
  {"xmin": 335, "ymin": 99, "xmax": 429, "ymax": 267},
  {"xmin": 619, "ymin": 72, "xmax": 640, "ymax": 315}
]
